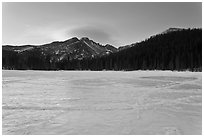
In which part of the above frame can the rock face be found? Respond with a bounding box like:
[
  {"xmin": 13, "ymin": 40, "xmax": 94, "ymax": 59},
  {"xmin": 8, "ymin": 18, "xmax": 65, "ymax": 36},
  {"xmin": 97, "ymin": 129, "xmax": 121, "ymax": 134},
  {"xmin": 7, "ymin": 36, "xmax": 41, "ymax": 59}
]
[{"xmin": 2, "ymin": 37, "xmax": 118, "ymax": 62}]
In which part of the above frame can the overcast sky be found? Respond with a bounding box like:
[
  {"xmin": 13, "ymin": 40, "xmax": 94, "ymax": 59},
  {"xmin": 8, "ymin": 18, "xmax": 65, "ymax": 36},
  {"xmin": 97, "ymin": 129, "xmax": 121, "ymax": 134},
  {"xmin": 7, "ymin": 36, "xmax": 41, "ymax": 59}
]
[{"xmin": 2, "ymin": 2, "xmax": 202, "ymax": 47}]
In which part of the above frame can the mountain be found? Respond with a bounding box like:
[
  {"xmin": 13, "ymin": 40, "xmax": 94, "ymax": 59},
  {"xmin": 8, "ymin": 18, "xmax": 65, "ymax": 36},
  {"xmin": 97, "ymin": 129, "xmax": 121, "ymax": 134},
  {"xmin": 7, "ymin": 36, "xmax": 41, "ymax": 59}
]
[
  {"xmin": 117, "ymin": 28, "xmax": 184, "ymax": 51},
  {"xmin": 2, "ymin": 45, "xmax": 36, "ymax": 53},
  {"xmin": 2, "ymin": 28, "xmax": 202, "ymax": 71},
  {"xmin": 85, "ymin": 28, "xmax": 201, "ymax": 71},
  {"xmin": 3, "ymin": 37, "xmax": 118, "ymax": 69}
]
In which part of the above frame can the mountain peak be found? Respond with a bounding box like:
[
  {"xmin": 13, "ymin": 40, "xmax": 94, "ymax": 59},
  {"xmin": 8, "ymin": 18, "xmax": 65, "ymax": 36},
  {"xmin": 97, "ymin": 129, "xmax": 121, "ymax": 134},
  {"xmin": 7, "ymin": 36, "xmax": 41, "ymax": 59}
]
[
  {"xmin": 62, "ymin": 37, "xmax": 79, "ymax": 45},
  {"xmin": 64, "ymin": 37, "xmax": 79, "ymax": 42}
]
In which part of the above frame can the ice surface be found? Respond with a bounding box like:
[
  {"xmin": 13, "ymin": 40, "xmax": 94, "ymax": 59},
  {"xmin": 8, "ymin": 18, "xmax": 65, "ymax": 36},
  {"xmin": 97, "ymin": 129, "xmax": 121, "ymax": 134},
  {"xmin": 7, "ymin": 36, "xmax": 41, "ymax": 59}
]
[{"xmin": 2, "ymin": 70, "xmax": 202, "ymax": 135}]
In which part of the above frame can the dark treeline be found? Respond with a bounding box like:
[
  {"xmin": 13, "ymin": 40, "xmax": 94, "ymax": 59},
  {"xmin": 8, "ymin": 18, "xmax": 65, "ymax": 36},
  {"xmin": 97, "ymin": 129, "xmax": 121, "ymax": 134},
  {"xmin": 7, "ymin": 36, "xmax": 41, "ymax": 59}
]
[{"xmin": 2, "ymin": 28, "xmax": 202, "ymax": 71}]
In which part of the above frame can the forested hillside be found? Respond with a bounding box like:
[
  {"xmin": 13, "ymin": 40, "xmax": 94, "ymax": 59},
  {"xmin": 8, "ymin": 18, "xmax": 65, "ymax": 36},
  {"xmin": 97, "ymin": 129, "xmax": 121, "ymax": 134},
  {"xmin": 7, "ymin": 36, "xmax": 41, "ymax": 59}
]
[
  {"xmin": 55, "ymin": 28, "xmax": 202, "ymax": 71},
  {"xmin": 2, "ymin": 28, "xmax": 202, "ymax": 71}
]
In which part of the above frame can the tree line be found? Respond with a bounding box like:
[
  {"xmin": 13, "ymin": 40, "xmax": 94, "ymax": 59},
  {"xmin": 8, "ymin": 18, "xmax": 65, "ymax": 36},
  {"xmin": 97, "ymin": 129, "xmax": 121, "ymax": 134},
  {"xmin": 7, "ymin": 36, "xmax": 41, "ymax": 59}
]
[{"xmin": 2, "ymin": 28, "xmax": 202, "ymax": 71}]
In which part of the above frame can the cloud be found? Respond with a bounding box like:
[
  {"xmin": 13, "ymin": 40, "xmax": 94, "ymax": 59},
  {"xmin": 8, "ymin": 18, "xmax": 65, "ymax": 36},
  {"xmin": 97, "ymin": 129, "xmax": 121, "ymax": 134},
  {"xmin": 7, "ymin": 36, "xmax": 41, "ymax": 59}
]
[
  {"xmin": 12, "ymin": 23, "xmax": 120, "ymax": 46},
  {"xmin": 13, "ymin": 24, "xmax": 71, "ymax": 45},
  {"xmin": 26, "ymin": 25, "xmax": 67, "ymax": 41},
  {"xmin": 68, "ymin": 25, "xmax": 119, "ymax": 46}
]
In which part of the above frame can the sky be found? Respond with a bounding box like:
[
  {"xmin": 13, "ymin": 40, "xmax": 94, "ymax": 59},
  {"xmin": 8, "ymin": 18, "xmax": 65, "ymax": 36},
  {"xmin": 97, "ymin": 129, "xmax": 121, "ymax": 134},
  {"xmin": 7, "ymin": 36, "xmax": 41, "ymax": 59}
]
[{"xmin": 2, "ymin": 2, "xmax": 202, "ymax": 47}]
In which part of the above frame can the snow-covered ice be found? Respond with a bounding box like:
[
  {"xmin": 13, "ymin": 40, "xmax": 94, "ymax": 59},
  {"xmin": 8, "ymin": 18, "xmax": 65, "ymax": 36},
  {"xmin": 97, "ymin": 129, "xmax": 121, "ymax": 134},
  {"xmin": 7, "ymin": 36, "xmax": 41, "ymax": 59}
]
[{"xmin": 2, "ymin": 70, "xmax": 202, "ymax": 135}]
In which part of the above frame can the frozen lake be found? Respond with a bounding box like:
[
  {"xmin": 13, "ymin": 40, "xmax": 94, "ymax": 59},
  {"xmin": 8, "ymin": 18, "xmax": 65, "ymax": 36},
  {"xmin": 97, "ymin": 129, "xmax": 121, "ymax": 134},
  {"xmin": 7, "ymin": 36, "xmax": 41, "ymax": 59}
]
[{"xmin": 2, "ymin": 70, "xmax": 202, "ymax": 135}]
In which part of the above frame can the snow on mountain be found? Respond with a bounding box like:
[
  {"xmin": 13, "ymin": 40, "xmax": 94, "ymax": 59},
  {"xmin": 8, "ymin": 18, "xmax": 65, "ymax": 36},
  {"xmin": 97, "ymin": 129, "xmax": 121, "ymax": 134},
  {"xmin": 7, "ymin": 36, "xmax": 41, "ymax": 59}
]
[
  {"xmin": 161, "ymin": 28, "xmax": 184, "ymax": 34},
  {"xmin": 2, "ymin": 37, "xmax": 118, "ymax": 62}
]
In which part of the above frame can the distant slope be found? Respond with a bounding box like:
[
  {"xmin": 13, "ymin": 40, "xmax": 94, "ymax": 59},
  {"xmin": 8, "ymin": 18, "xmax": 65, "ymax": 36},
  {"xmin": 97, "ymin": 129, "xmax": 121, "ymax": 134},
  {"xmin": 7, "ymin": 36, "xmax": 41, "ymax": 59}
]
[
  {"xmin": 161, "ymin": 27, "xmax": 184, "ymax": 34},
  {"xmin": 3, "ymin": 45, "xmax": 36, "ymax": 53}
]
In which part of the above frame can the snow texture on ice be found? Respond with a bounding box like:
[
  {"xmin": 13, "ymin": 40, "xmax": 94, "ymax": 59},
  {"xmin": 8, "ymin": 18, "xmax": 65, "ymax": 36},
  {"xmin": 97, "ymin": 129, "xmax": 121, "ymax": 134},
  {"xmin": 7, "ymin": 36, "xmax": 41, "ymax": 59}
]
[{"xmin": 2, "ymin": 70, "xmax": 202, "ymax": 135}]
